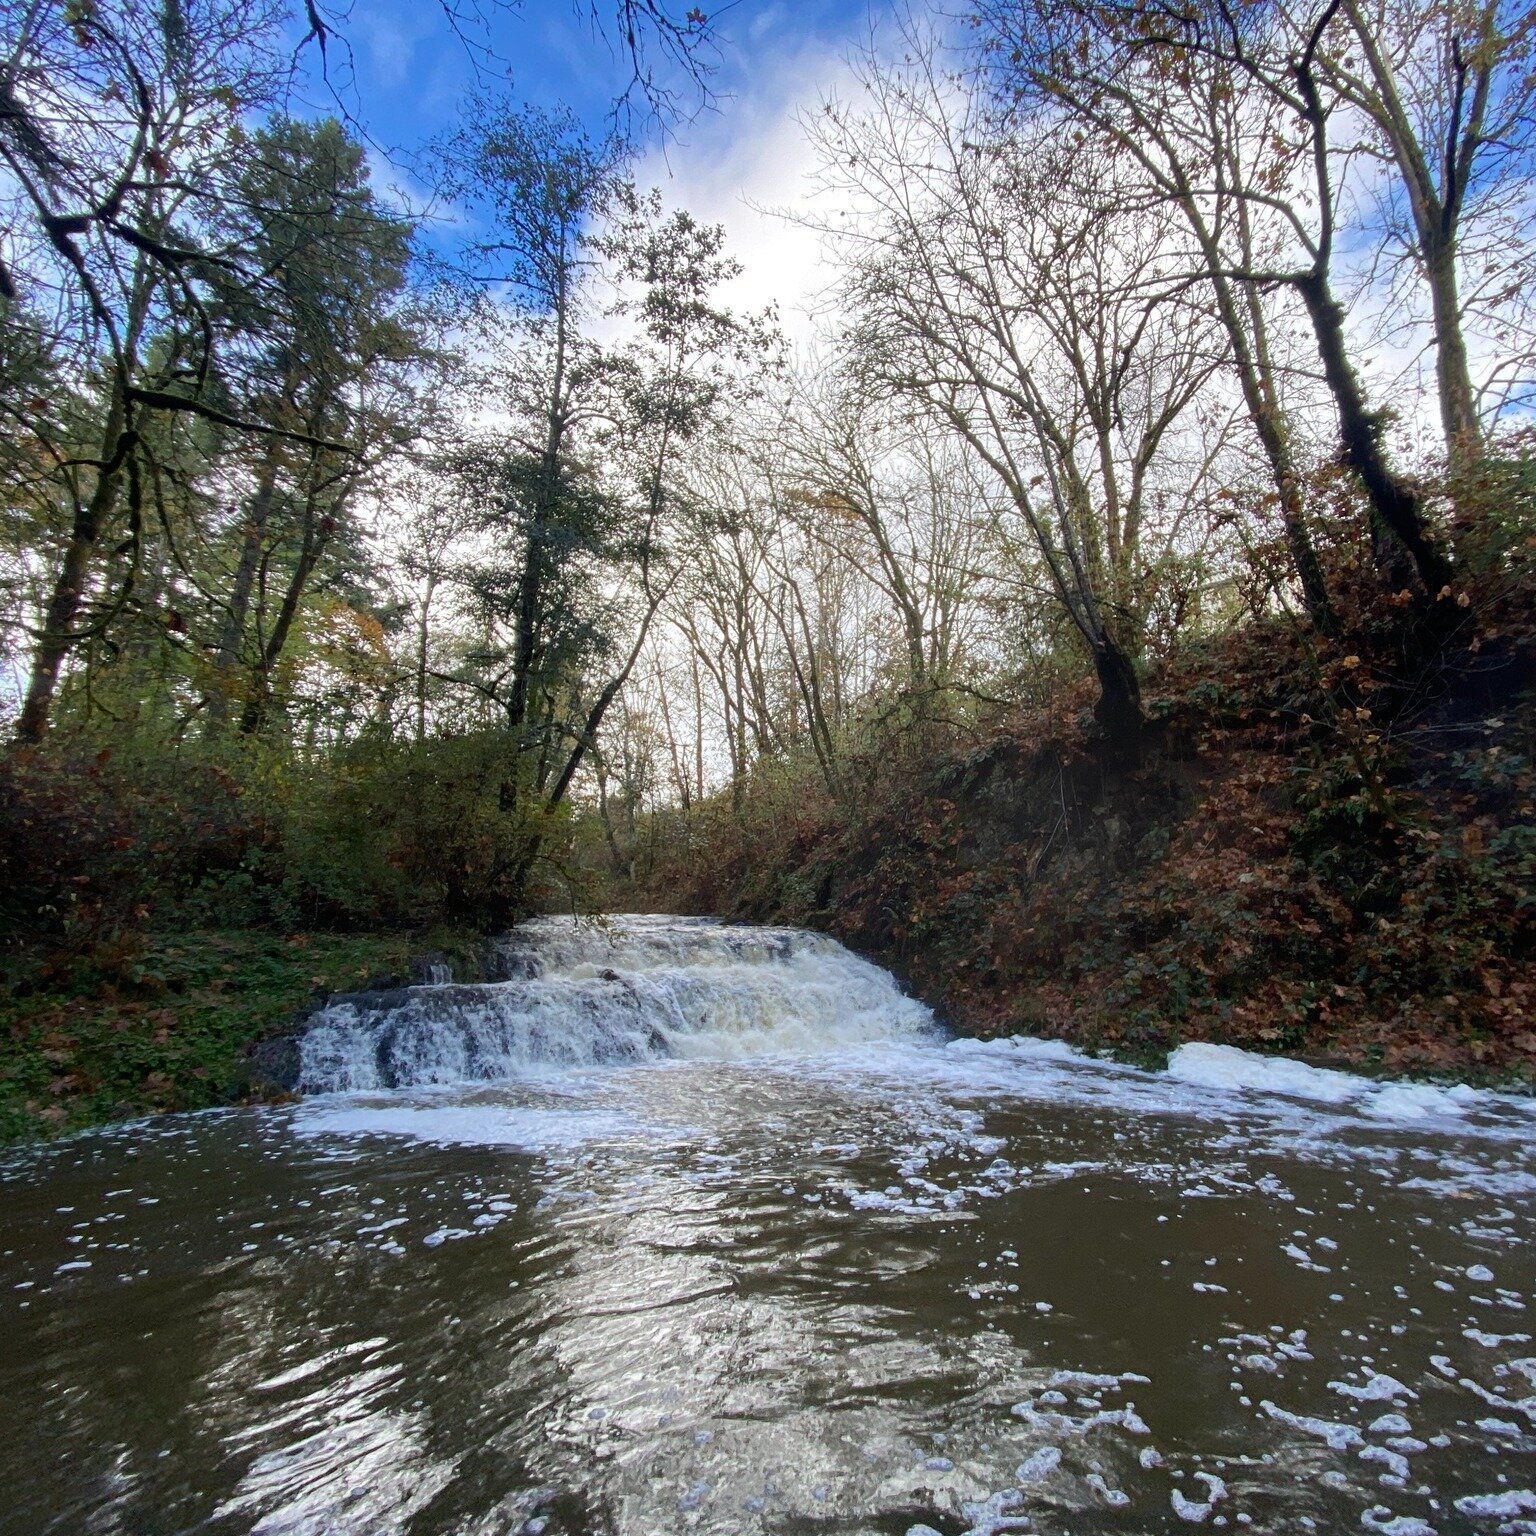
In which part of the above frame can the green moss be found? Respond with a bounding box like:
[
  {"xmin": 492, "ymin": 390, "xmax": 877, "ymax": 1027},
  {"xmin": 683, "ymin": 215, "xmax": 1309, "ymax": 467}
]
[{"xmin": 0, "ymin": 927, "xmax": 478, "ymax": 1144}]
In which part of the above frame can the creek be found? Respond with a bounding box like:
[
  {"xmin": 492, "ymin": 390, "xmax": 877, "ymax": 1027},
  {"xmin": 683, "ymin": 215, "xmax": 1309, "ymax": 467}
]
[{"xmin": 2, "ymin": 916, "xmax": 1533, "ymax": 1535}]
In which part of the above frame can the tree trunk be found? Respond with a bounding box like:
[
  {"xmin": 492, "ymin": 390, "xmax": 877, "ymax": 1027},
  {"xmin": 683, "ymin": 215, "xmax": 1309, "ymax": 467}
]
[
  {"xmin": 545, "ymin": 584, "xmax": 669, "ymax": 812},
  {"xmin": 415, "ymin": 571, "xmax": 437, "ymax": 743},
  {"xmin": 1263, "ymin": 413, "xmax": 1335, "ymax": 630},
  {"xmin": 238, "ymin": 517, "xmax": 328, "ymax": 735},
  {"xmin": 15, "ymin": 396, "xmax": 133, "ymax": 743},
  {"xmin": 1424, "ymin": 235, "xmax": 1482, "ymax": 471},
  {"xmin": 1091, "ymin": 633, "xmax": 1142, "ymax": 760},
  {"xmin": 209, "ymin": 446, "xmax": 280, "ymax": 727},
  {"xmin": 1335, "ymin": 0, "xmax": 1486, "ymax": 473},
  {"xmin": 595, "ymin": 756, "xmax": 627, "ymax": 873},
  {"xmin": 1206, "ymin": 264, "xmax": 1335, "ymax": 629},
  {"xmin": 693, "ymin": 654, "xmax": 705, "ymax": 808},
  {"xmin": 1297, "ymin": 274, "xmax": 1455, "ymax": 597}
]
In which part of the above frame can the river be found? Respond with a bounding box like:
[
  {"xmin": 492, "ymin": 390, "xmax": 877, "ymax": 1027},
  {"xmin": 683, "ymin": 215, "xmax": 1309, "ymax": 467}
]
[{"xmin": 2, "ymin": 916, "xmax": 1533, "ymax": 1534}]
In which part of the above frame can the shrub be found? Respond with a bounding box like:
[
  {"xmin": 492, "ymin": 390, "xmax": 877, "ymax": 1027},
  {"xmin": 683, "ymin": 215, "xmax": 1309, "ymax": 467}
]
[{"xmin": 277, "ymin": 732, "xmax": 562, "ymax": 928}]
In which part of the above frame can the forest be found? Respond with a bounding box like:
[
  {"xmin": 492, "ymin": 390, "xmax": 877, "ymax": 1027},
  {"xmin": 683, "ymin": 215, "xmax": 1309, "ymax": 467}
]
[{"xmin": 2, "ymin": 0, "xmax": 1534, "ymax": 1139}]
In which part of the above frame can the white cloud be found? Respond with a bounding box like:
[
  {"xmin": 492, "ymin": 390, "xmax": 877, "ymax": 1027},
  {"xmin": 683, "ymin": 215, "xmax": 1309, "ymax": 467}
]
[
  {"xmin": 627, "ymin": 27, "xmax": 866, "ymax": 346},
  {"xmin": 349, "ymin": 8, "xmax": 434, "ymax": 93}
]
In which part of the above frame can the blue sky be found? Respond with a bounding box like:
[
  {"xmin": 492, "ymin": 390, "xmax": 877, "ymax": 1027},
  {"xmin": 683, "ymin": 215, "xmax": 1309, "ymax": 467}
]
[
  {"xmin": 298, "ymin": 2, "xmax": 880, "ymax": 149},
  {"xmin": 287, "ymin": 1, "xmax": 892, "ymax": 337}
]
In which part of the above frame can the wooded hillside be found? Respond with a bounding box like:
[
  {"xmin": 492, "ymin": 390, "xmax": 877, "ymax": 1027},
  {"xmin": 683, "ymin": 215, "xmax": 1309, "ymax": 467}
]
[{"xmin": 3, "ymin": 0, "xmax": 1534, "ymax": 1134}]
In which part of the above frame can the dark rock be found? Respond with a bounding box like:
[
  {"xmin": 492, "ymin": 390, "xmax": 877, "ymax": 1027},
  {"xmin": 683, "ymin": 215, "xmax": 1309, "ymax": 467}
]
[
  {"xmin": 332, "ymin": 983, "xmax": 469, "ymax": 1012},
  {"xmin": 243, "ymin": 1033, "xmax": 303, "ymax": 1095},
  {"xmin": 483, "ymin": 938, "xmax": 540, "ymax": 981},
  {"xmin": 408, "ymin": 953, "xmax": 452, "ymax": 985}
]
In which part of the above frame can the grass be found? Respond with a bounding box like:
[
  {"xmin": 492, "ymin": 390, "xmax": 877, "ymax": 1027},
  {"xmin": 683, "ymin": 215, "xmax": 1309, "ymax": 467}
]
[{"xmin": 0, "ymin": 927, "xmax": 478, "ymax": 1144}]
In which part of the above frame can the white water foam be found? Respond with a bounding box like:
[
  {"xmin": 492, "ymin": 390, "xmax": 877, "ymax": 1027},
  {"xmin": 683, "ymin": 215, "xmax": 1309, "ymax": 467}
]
[
  {"xmin": 903, "ymin": 1035, "xmax": 1536, "ymax": 1150},
  {"xmin": 298, "ymin": 916, "xmax": 936, "ymax": 1092},
  {"xmin": 1164, "ymin": 1043, "xmax": 1501, "ymax": 1123},
  {"xmin": 295, "ymin": 918, "xmax": 1536, "ymax": 1208},
  {"xmin": 292, "ymin": 1102, "xmax": 648, "ymax": 1151}
]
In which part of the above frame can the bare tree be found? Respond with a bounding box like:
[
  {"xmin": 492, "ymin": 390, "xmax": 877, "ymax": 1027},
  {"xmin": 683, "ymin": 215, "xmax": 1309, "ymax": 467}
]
[
  {"xmin": 810, "ymin": 48, "xmax": 1229, "ymax": 748},
  {"xmin": 978, "ymin": 0, "xmax": 1458, "ymax": 600},
  {"xmin": 980, "ymin": 10, "xmax": 1338, "ymax": 627},
  {"xmin": 775, "ymin": 376, "xmax": 995, "ymax": 695}
]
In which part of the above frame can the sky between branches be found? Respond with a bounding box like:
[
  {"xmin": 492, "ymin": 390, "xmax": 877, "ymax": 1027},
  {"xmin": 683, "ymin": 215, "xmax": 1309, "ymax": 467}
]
[{"xmin": 290, "ymin": 0, "xmax": 887, "ymax": 346}]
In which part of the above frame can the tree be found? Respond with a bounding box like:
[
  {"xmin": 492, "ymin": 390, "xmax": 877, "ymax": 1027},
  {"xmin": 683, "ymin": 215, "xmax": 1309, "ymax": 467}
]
[
  {"xmin": 1322, "ymin": 0, "xmax": 1536, "ymax": 465},
  {"xmin": 544, "ymin": 194, "xmax": 778, "ymax": 807},
  {"xmin": 430, "ymin": 103, "xmax": 768, "ymax": 903},
  {"xmin": 202, "ymin": 116, "xmax": 425, "ymax": 734},
  {"xmin": 775, "ymin": 375, "xmax": 994, "ymax": 695},
  {"xmin": 978, "ymin": 0, "xmax": 1458, "ymax": 602},
  {"xmin": 981, "ymin": 9, "xmax": 1338, "ymax": 627},
  {"xmin": 812, "ymin": 48, "xmax": 1229, "ymax": 749},
  {"xmin": 2, "ymin": 0, "xmax": 302, "ymax": 741},
  {"xmin": 436, "ymin": 103, "xmax": 625, "ymax": 761}
]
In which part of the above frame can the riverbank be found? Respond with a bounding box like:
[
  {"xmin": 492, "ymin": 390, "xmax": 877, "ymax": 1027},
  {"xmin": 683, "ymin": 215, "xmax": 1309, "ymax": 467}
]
[
  {"xmin": 0, "ymin": 928, "xmax": 484, "ymax": 1143},
  {"xmin": 633, "ymin": 596, "xmax": 1536, "ymax": 1091},
  {"xmin": 6, "ymin": 587, "xmax": 1533, "ymax": 1145}
]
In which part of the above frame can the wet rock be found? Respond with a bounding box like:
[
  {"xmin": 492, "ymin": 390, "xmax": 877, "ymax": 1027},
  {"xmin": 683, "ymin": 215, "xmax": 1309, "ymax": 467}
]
[
  {"xmin": 409, "ymin": 953, "xmax": 453, "ymax": 986},
  {"xmin": 243, "ymin": 1032, "xmax": 303, "ymax": 1095}
]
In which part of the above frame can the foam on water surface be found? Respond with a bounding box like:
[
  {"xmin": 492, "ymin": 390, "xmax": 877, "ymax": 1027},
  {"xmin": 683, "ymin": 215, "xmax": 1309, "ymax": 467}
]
[
  {"xmin": 915, "ymin": 1033, "xmax": 1536, "ymax": 1157},
  {"xmin": 1165, "ymin": 1041, "xmax": 1514, "ymax": 1125},
  {"xmin": 292, "ymin": 1100, "xmax": 650, "ymax": 1151}
]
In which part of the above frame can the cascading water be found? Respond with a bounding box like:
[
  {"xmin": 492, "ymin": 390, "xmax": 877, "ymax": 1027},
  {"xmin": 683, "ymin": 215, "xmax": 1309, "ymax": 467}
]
[{"xmin": 298, "ymin": 915, "xmax": 936, "ymax": 1092}]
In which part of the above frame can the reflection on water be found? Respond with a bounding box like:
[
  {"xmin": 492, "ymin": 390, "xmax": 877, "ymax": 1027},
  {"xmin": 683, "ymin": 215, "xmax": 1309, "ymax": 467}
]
[{"xmin": 2, "ymin": 924, "xmax": 1534, "ymax": 1535}]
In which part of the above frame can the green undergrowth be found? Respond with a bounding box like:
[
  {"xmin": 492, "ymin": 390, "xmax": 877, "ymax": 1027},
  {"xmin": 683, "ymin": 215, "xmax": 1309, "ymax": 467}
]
[{"xmin": 0, "ymin": 927, "xmax": 480, "ymax": 1144}]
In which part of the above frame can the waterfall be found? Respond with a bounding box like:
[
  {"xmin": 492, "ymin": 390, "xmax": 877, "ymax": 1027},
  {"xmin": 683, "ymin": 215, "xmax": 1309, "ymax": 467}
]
[{"xmin": 298, "ymin": 915, "xmax": 935, "ymax": 1092}]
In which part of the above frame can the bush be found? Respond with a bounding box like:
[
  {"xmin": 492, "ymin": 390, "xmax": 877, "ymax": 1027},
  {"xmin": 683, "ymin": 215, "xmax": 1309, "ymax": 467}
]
[
  {"xmin": 277, "ymin": 732, "xmax": 560, "ymax": 928},
  {"xmin": 0, "ymin": 729, "xmax": 569, "ymax": 946},
  {"xmin": 0, "ymin": 741, "xmax": 275, "ymax": 944}
]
